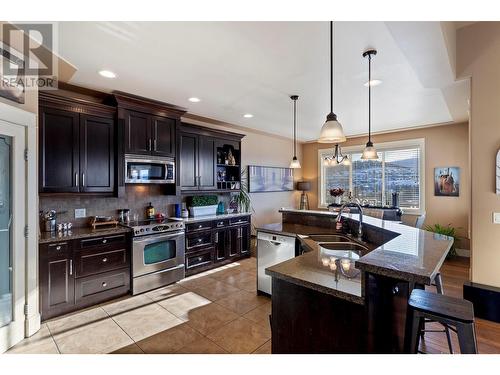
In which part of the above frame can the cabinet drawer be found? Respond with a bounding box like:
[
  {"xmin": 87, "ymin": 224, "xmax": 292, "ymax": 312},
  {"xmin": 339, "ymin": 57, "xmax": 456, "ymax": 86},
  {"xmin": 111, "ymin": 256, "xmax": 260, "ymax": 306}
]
[
  {"xmin": 213, "ymin": 219, "xmax": 228, "ymax": 228},
  {"xmin": 44, "ymin": 242, "xmax": 70, "ymax": 257},
  {"xmin": 186, "ymin": 232, "xmax": 213, "ymax": 251},
  {"xmin": 78, "ymin": 234, "xmax": 127, "ymax": 249},
  {"xmin": 186, "ymin": 248, "xmax": 214, "ymax": 270},
  {"xmin": 75, "ymin": 268, "xmax": 130, "ymax": 303},
  {"xmin": 186, "ymin": 221, "xmax": 213, "ymax": 233},
  {"xmin": 75, "ymin": 248, "xmax": 129, "ymax": 278},
  {"xmin": 229, "ymin": 216, "xmax": 249, "ymax": 226}
]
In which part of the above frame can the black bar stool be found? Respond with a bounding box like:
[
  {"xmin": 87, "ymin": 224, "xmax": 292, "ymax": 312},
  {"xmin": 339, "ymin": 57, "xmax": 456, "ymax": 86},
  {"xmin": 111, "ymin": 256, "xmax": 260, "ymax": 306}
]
[
  {"xmin": 420, "ymin": 273, "xmax": 454, "ymax": 353},
  {"xmin": 407, "ymin": 289, "xmax": 478, "ymax": 354}
]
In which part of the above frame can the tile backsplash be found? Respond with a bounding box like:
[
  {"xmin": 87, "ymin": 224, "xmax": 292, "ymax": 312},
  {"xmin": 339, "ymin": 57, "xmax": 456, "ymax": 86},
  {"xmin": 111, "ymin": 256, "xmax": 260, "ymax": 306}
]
[{"xmin": 39, "ymin": 186, "xmax": 238, "ymax": 228}]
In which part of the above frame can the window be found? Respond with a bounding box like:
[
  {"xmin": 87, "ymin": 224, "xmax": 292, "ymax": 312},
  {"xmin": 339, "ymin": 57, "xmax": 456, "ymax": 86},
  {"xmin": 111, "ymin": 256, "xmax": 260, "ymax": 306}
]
[{"xmin": 318, "ymin": 139, "xmax": 425, "ymax": 213}]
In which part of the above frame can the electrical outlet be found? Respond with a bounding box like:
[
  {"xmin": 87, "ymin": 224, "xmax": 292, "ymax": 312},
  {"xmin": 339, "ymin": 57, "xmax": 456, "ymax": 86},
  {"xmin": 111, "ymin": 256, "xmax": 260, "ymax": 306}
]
[
  {"xmin": 75, "ymin": 208, "xmax": 86, "ymax": 219},
  {"xmin": 493, "ymin": 212, "xmax": 500, "ymax": 224}
]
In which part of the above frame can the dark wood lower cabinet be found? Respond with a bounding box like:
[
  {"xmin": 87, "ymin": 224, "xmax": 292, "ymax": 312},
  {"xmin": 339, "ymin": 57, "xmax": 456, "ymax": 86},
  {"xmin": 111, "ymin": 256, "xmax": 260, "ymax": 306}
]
[
  {"xmin": 39, "ymin": 232, "xmax": 131, "ymax": 321},
  {"xmin": 184, "ymin": 215, "xmax": 251, "ymax": 276}
]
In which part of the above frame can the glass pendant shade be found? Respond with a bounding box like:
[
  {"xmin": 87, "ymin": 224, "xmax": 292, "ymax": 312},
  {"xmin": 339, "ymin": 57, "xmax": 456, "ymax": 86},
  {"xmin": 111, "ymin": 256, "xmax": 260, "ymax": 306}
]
[
  {"xmin": 290, "ymin": 156, "xmax": 301, "ymax": 169},
  {"xmin": 361, "ymin": 141, "xmax": 378, "ymax": 160},
  {"xmin": 318, "ymin": 113, "xmax": 346, "ymax": 143}
]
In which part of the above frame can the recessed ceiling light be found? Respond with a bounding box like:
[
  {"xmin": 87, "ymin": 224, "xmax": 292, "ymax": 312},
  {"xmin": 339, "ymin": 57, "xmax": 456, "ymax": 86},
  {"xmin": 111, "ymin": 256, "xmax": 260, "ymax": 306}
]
[
  {"xmin": 188, "ymin": 97, "xmax": 201, "ymax": 103},
  {"xmin": 98, "ymin": 70, "xmax": 117, "ymax": 79},
  {"xmin": 243, "ymin": 113, "xmax": 253, "ymax": 118},
  {"xmin": 364, "ymin": 79, "xmax": 382, "ymax": 87}
]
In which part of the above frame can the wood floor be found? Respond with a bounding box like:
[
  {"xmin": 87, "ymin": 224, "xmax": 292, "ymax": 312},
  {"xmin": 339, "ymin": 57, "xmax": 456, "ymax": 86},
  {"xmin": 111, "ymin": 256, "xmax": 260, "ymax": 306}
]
[{"xmin": 420, "ymin": 256, "xmax": 500, "ymax": 354}]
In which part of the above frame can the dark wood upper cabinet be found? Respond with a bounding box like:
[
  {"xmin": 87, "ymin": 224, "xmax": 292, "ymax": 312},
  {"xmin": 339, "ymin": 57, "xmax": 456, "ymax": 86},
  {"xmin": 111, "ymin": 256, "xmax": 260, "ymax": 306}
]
[
  {"xmin": 39, "ymin": 89, "xmax": 117, "ymax": 195},
  {"xmin": 179, "ymin": 132, "xmax": 198, "ymax": 190},
  {"xmin": 123, "ymin": 110, "xmax": 151, "ymax": 155},
  {"xmin": 179, "ymin": 123, "xmax": 244, "ymax": 192},
  {"xmin": 39, "ymin": 107, "xmax": 80, "ymax": 193},
  {"xmin": 79, "ymin": 115, "xmax": 115, "ymax": 193},
  {"xmin": 152, "ymin": 116, "xmax": 176, "ymax": 157}
]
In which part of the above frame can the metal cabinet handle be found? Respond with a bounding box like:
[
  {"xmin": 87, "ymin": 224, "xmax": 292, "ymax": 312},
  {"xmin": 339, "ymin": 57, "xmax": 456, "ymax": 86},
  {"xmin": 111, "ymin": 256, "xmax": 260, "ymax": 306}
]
[
  {"xmin": 56, "ymin": 245, "xmax": 61, "ymax": 250},
  {"xmin": 75, "ymin": 173, "xmax": 79, "ymax": 187},
  {"xmin": 82, "ymin": 173, "xmax": 85, "ymax": 187},
  {"xmin": 149, "ymin": 138, "xmax": 152, "ymax": 151},
  {"xmin": 215, "ymin": 232, "xmax": 219, "ymax": 243},
  {"xmin": 102, "ymin": 257, "xmax": 108, "ymax": 263},
  {"xmin": 198, "ymin": 238, "xmax": 202, "ymax": 243},
  {"xmin": 102, "ymin": 239, "xmax": 107, "ymax": 244},
  {"xmin": 69, "ymin": 260, "xmax": 73, "ymax": 276},
  {"xmin": 154, "ymin": 139, "xmax": 157, "ymax": 151},
  {"xmin": 198, "ymin": 257, "xmax": 203, "ymax": 262},
  {"xmin": 102, "ymin": 282, "xmax": 107, "ymax": 288},
  {"xmin": 198, "ymin": 224, "xmax": 202, "ymax": 228}
]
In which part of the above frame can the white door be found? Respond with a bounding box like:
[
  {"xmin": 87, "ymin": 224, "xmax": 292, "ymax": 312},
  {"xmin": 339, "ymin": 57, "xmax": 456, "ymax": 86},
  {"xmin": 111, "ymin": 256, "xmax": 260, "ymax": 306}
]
[{"xmin": 0, "ymin": 120, "xmax": 26, "ymax": 353}]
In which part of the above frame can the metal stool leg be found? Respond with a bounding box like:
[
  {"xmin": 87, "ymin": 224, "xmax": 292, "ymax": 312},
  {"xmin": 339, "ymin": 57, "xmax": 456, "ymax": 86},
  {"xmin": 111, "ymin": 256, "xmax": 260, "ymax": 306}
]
[
  {"xmin": 456, "ymin": 322, "xmax": 478, "ymax": 354},
  {"xmin": 434, "ymin": 273, "xmax": 454, "ymax": 353},
  {"xmin": 408, "ymin": 310, "xmax": 423, "ymax": 354}
]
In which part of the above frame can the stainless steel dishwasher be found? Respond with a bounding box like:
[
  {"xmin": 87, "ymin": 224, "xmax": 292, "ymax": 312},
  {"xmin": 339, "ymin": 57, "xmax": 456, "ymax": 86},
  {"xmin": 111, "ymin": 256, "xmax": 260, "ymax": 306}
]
[{"xmin": 257, "ymin": 231, "xmax": 296, "ymax": 295}]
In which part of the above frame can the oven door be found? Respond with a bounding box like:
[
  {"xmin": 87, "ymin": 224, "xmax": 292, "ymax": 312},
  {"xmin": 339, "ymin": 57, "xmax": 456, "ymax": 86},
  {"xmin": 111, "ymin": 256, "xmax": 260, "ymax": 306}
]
[
  {"xmin": 125, "ymin": 157, "xmax": 175, "ymax": 184},
  {"xmin": 132, "ymin": 232, "xmax": 185, "ymax": 277}
]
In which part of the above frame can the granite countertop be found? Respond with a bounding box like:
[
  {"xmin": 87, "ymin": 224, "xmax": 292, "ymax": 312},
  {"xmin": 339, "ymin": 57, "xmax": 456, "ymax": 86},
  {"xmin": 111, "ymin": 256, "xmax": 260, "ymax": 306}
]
[
  {"xmin": 177, "ymin": 212, "xmax": 251, "ymax": 223},
  {"xmin": 39, "ymin": 226, "xmax": 131, "ymax": 244},
  {"xmin": 262, "ymin": 209, "xmax": 453, "ymax": 302}
]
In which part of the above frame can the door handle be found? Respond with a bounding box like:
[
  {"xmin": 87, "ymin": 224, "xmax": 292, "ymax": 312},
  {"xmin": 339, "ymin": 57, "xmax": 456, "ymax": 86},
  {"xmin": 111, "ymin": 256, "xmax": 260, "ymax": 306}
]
[
  {"xmin": 82, "ymin": 173, "xmax": 85, "ymax": 187},
  {"xmin": 75, "ymin": 173, "xmax": 79, "ymax": 187},
  {"xmin": 69, "ymin": 260, "xmax": 73, "ymax": 276}
]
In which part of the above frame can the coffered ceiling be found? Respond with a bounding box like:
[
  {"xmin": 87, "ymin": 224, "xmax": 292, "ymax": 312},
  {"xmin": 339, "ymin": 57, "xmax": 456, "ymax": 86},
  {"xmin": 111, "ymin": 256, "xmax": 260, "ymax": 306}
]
[{"xmin": 57, "ymin": 21, "xmax": 469, "ymax": 141}]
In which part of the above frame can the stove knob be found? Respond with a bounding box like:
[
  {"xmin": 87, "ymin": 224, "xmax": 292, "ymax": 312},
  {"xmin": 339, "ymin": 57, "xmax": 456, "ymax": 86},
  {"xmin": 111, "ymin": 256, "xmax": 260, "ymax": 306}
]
[
  {"xmin": 140, "ymin": 228, "xmax": 144, "ymax": 233},
  {"xmin": 135, "ymin": 230, "xmax": 139, "ymax": 235},
  {"xmin": 146, "ymin": 228, "xmax": 150, "ymax": 231}
]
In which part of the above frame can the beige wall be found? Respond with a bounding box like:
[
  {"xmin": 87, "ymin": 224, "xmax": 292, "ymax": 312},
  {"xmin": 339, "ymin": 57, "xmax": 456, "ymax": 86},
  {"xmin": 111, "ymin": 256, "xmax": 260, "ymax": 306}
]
[
  {"xmin": 302, "ymin": 122, "xmax": 470, "ymax": 240},
  {"xmin": 457, "ymin": 22, "xmax": 500, "ymax": 287},
  {"xmin": 182, "ymin": 114, "xmax": 302, "ymax": 229}
]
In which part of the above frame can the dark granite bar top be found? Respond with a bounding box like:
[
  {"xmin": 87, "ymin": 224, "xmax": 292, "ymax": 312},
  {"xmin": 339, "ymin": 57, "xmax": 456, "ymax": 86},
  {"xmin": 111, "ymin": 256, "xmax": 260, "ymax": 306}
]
[
  {"xmin": 39, "ymin": 226, "xmax": 131, "ymax": 244},
  {"xmin": 261, "ymin": 209, "xmax": 453, "ymax": 302}
]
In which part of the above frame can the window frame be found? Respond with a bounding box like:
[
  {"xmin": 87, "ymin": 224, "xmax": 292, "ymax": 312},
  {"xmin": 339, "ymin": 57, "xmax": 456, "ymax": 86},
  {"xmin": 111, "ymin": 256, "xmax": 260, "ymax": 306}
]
[{"xmin": 318, "ymin": 138, "xmax": 425, "ymax": 215}]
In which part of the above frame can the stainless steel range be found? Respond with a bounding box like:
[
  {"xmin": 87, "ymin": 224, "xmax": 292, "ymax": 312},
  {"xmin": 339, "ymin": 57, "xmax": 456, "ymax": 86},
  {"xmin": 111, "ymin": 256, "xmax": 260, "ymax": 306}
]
[{"xmin": 126, "ymin": 218, "xmax": 185, "ymax": 295}]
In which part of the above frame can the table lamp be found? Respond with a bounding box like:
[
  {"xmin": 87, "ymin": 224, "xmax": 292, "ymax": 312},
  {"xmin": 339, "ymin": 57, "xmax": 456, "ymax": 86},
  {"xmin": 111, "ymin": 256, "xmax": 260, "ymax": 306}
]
[{"xmin": 297, "ymin": 181, "xmax": 311, "ymax": 210}]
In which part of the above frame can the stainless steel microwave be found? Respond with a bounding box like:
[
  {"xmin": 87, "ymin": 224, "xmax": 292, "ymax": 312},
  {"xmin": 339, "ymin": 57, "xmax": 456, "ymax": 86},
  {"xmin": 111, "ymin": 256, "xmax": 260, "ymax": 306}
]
[{"xmin": 125, "ymin": 155, "xmax": 175, "ymax": 184}]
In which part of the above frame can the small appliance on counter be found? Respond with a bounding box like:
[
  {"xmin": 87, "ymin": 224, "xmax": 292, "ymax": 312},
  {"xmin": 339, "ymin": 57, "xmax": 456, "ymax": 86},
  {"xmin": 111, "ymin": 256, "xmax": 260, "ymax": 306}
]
[{"xmin": 40, "ymin": 210, "xmax": 57, "ymax": 232}]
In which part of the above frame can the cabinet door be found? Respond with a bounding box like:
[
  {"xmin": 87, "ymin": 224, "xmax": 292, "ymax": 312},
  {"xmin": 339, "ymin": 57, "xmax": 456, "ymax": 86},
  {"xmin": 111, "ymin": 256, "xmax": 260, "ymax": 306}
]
[
  {"xmin": 80, "ymin": 115, "xmax": 115, "ymax": 193},
  {"xmin": 39, "ymin": 107, "xmax": 80, "ymax": 193},
  {"xmin": 214, "ymin": 228, "xmax": 228, "ymax": 262},
  {"xmin": 123, "ymin": 110, "xmax": 151, "ymax": 155},
  {"xmin": 39, "ymin": 254, "xmax": 75, "ymax": 320},
  {"xmin": 198, "ymin": 137, "xmax": 216, "ymax": 190},
  {"xmin": 228, "ymin": 227, "xmax": 241, "ymax": 258},
  {"xmin": 179, "ymin": 132, "xmax": 198, "ymax": 190},
  {"xmin": 151, "ymin": 116, "xmax": 176, "ymax": 157},
  {"xmin": 240, "ymin": 224, "xmax": 251, "ymax": 255}
]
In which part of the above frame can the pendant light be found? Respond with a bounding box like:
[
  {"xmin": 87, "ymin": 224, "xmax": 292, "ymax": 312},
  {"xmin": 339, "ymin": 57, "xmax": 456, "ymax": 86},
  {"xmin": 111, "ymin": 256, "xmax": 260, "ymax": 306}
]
[
  {"xmin": 361, "ymin": 49, "xmax": 378, "ymax": 160},
  {"xmin": 289, "ymin": 95, "xmax": 301, "ymax": 169},
  {"xmin": 323, "ymin": 144, "xmax": 350, "ymax": 166},
  {"xmin": 318, "ymin": 21, "xmax": 346, "ymax": 143}
]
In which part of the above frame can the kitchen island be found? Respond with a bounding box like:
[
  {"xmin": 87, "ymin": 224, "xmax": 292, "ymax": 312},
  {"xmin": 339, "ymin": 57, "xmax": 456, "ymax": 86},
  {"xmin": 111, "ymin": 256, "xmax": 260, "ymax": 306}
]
[{"xmin": 261, "ymin": 209, "xmax": 453, "ymax": 353}]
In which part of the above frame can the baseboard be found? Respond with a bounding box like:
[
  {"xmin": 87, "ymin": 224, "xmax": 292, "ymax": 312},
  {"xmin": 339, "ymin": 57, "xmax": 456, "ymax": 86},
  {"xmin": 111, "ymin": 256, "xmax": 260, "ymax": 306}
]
[
  {"xmin": 25, "ymin": 312, "xmax": 41, "ymax": 337},
  {"xmin": 463, "ymin": 281, "xmax": 500, "ymax": 323}
]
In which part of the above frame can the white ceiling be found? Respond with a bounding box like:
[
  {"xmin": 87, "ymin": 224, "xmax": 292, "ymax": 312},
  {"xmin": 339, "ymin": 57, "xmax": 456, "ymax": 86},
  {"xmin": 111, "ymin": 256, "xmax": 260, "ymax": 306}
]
[{"xmin": 57, "ymin": 21, "xmax": 469, "ymax": 141}]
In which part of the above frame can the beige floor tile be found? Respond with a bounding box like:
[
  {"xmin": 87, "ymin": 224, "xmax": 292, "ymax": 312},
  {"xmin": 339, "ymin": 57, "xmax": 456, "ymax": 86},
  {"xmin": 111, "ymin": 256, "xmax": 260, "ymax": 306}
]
[
  {"xmin": 158, "ymin": 291, "xmax": 211, "ymax": 320},
  {"xmin": 145, "ymin": 283, "xmax": 189, "ymax": 302},
  {"xmin": 100, "ymin": 294, "xmax": 154, "ymax": 316},
  {"xmin": 190, "ymin": 280, "xmax": 240, "ymax": 301},
  {"xmin": 176, "ymin": 336, "xmax": 228, "ymax": 354},
  {"xmin": 136, "ymin": 323, "xmax": 203, "ymax": 354},
  {"xmin": 216, "ymin": 290, "xmax": 269, "ymax": 315},
  {"xmin": 252, "ymin": 340, "xmax": 272, "ymax": 354},
  {"xmin": 7, "ymin": 324, "xmax": 59, "ymax": 354},
  {"xmin": 185, "ymin": 302, "xmax": 239, "ymax": 335},
  {"xmin": 243, "ymin": 302, "xmax": 272, "ymax": 327},
  {"xmin": 216, "ymin": 271, "xmax": 254, "ymax": 287},
  {"xmin": 111, "ymin": 343, "xmax": 144, "ymax": 354},
  {"xmin": 111, "ymin": 302, "xmax": 183, "ymax": 342},
  {"xmin": 237, "ymin": 257, "xmax": 257, "ymax": 270},
  {"xmin": 178, "ymin": 274, "xmax": 218, "ymax": 289},
  {"xmin": 207, "ymin": 317, "xmax": 271, "ymax": 354},
  {"xmin": 53, "ymin": 317, "xmax": 133, "ymax": 354},
  {"xmin": 209, "ymin": 264, "xmax": 247, "ymax": 280},
  {"xmin": 46, "ymin": 306, "xmax": 108, "ymax": 338}
]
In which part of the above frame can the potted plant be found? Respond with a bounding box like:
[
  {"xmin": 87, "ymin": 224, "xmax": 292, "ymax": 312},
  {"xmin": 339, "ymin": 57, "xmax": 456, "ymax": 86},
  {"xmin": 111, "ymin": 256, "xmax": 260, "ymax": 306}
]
[
  {"xmin": 329, "ymin": 187, "xmax": 345, "ymax": 205},
  {"xmin": 424, "ymin": 223, "xmax": 460, "ymax": 258},
  {"xmin": 188, "ymin": 195, "xmax": 219, "ymax": 217},
  {"xmin": 236, "ymin": 168, "xmax": 253, "ymax": 213}
]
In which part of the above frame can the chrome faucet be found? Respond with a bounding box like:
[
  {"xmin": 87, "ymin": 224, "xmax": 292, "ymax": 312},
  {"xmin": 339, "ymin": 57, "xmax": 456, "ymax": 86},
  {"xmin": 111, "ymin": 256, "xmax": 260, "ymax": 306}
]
[{"xmin": 336, "ymin": 202, "xmax": 364, "ymax": 241}]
